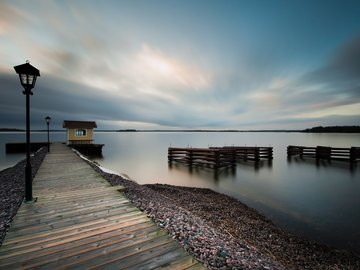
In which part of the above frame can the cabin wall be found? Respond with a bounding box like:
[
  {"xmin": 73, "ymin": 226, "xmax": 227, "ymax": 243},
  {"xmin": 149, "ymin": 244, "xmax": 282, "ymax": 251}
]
[{"xmin": 66, "ymin": 128, "xmax": 94, "ymax": 144}]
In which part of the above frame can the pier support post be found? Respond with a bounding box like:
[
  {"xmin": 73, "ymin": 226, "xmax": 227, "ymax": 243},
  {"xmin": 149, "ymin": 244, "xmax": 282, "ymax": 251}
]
[
  {"xmin": 231, "ymin": 149, "xmax": 236, "ymax": 167},
  {"xmin": 349, "ymin": 147, "xmax": 359, "ymax": 162},
  {"xmin": 168, "ymin": 148, "xmax": 173, "ymax": 164},
  {"xmin": 254, "ymin": 148, "xmax": 260, "ymax": 162},
  {"xmin": 214, "ymin": 151, "xmax": 220, "ymax": 169},
  {"xmin": 187, "ymin": 150, "xmax": 193, "ymax": 167},
  {"xmin": 316, "ymin": 146, "xmax": 331, "ymax": 160},
  {"xmin": 268, "ymin": 147, "xmax": 273, "ymax": 159}
]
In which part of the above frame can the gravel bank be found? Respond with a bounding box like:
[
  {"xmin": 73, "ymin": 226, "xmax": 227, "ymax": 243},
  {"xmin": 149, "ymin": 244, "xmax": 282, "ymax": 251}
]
[{"xmin": 0, "ymin": 147, "xmax": 47, "ymax": 245}]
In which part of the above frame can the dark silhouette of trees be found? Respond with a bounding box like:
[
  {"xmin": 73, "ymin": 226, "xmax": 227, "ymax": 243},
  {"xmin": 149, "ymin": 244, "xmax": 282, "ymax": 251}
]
[{"xmin": 304, "ymin": 126, "xmax": 360, "ymax": 133}]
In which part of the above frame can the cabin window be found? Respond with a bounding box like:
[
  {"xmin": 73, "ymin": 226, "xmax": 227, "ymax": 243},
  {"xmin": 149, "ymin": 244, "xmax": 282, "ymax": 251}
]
[{"xmin": 75, "ymin": 129, "xmax": 87, "ymax": 137}]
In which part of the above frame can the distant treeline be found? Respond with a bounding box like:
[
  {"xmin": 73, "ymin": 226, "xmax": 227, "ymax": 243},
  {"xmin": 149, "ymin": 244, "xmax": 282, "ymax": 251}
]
[
  {"xmin": 0, "ymin": 128, "xmax": 66, "ymax": 132},
  {"xmin": 303, "ymin": 126, "xmax": 360, "ymax": 133},
  {"xmin": 0, "ymin": 128, "xmax": 24, "ymax": 132}
]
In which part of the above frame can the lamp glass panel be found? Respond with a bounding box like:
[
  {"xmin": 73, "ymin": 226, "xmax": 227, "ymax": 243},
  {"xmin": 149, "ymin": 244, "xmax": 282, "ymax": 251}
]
[
  {"xmin": 27, "ymin": 75, "xmax": 34, "ymax": 85},
  {"xmin": 20, "ymin": 74, "xmax": 28, "ymax": 85},
  {"xmin": 20, "ymin": 74, "xmax": 36, "ymax": 87}
]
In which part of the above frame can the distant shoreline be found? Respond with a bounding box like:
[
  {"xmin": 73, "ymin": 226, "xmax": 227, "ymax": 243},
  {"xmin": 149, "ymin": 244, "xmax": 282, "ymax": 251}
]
[
  {"xmin": 1, "ymin": 129, "xmax": 301, "ymax": 132},
  {"xmin": 1, "ymin": 125, "xmax": 359, "ymax": 133}
]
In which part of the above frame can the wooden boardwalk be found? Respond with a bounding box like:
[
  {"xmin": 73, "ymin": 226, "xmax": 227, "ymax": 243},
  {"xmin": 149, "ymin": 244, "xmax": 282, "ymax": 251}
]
[{"xmin": 0, "ymin": 143, "xmax": 204, "ymax": 269}]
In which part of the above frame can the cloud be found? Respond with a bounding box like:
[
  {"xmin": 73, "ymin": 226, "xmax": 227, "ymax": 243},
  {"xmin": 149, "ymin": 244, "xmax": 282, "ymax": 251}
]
[
  {"xmin": 1, "ymin": 1, "xmax": 360, "ymax": 130},
  {"xmin": 299, "ymin": 36, "xmax": 360, "ymax": 97},
  {"xmin": 268, "ymin": 36, "xmax": 360, "ymax": 120},
  {"xmin": 135, "ymin": 44, "xmax": 211, "ymax": 90},
  {"xmin": 321, "ymin": 36, "xmax": 360, "ymax": 80},
  {"xmin": 0, "ymin": 70, "xmax": 216, "ymax": 130}
]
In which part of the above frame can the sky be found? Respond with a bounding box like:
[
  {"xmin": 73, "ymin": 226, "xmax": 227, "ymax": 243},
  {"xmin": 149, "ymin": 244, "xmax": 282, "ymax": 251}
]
[{"xmin": 1, "ymin": 0, "xmax": 360, "ymax": 130}]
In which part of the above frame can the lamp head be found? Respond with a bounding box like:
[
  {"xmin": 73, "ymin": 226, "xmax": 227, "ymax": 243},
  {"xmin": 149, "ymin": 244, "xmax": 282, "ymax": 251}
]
[
  {"xmin": 14, "ymin": 61, "xmax": 40, "ymax": 93},
  {"xmin": 45, "ymin": 116, "xmax": 51, "ymax": 124}
]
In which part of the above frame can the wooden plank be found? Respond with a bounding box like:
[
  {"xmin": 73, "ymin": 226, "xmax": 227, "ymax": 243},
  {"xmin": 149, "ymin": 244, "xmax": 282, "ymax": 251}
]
[
  {"xmin": 114, "ymin": 245, "xmax": 186, "ymax": 270},
  {"xmin": 14, "ymin": 197, "xmax": 129, "ymax": 216},
  {"xmin": 73, "ymin": 238, "xmax": 179, "ymax": 270},
  {"xmin": 152, "ymin": 255, "xmax": 203, "ymax": 270},
  {"xmin": 2, "ymin": 211, "xmax": 144, "ymax": 245},
  {"xmin": 0, "ymin": 217, "xmax": 152, "ymax": 255},
  {"xmin": 0, "ymin": 227, "xmax": 165, "ymax": 269},
  {"xmin": 0, "ymin": 224, "xmax": 162, "ymax": 267},
  {"xmin": 6, "ymin": 205, "xmax": 141, "ymax": 235}
]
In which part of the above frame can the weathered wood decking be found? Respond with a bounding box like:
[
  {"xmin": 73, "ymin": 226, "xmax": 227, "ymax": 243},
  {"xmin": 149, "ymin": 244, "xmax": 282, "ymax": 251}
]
[{"xmin": 0, "ymin": 143, "xmax": 204, "ymax": 269}]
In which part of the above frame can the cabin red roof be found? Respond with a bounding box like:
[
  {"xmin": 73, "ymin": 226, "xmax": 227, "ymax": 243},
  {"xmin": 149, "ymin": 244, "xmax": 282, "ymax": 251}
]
[{"xmin": 63, "ymin": 120, "xmax": 97, "ymax": 129}]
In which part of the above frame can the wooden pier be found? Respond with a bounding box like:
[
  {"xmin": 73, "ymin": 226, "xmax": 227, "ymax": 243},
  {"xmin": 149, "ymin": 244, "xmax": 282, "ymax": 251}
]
[
  {"xmin": 287, "ymin": 145, "xmax": 360, "ymax": 162},
  {"xmin": 0, "ymin": 143, "xmax": 204, "ymax": 269},
  {"xmin": 168, "ymin": 146, "xmax": 273, "ymax": 169}
]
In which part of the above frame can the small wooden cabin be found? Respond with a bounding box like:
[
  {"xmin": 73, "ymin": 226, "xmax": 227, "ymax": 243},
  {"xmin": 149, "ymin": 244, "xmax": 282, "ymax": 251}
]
[{"xmin": 63, "ymin": 120, "xmax": 97, "ymax": 145}]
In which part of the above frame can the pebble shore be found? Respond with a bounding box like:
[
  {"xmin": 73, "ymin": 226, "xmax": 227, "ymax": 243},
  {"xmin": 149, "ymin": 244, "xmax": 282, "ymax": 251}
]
[
  {"xmin": 0, "ymin": 147, "xmax": 47, "ymax": 245},
  {"xmin": 1, "ymin": 149, "xmax": 359, "ymax": 269}
]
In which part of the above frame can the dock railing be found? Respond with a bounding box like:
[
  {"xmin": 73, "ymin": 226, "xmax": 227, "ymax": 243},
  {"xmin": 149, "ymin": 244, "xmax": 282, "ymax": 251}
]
[
  {"xmin": 221, "ymin": 146, "xmax": 273, "ymax": 161},
  {"xmin": 287, "ymin": 145, "xmax": 360, "ymax": 162},
  {"xmin": 168, "ymin": 146, "xmax": 273, "ymax": 169},
  {"xmin": 168, "ymin": 147, "xmax": 236, "ymax": 169}
]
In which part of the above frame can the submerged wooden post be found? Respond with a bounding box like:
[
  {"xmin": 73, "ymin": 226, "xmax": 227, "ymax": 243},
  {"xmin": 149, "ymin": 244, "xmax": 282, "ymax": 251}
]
[
  {"xmin": 187, "ymin": 149, "xmax": 193, "ymax": 167},
  {"xmin": 350, "ymin": 147, "xmax": 360, "ymax": 162},
  {"xmin": 316, "ymin": 146, "xmax": 331, "ymax": 160},
  {"xmin": 254, "ymin": 147, "xmax": 260, "ymax": 162},
  {"xmin": 231, "ymin": 148, "xmax": 237, "ymax": 167},
  {"xmin": 168, "ymin": 148, "xmax": 173, "ymax": 163},
  {"xmin": 268, "ymin": 147, "xmax": 273, "ymax": 159},
  {"xmin": 287, "ymin": 146, "xmax": 292, "ymax": 156},
  {"xmin": 214, "ymin": 150, "xmax": 220, "ymax": 169}
]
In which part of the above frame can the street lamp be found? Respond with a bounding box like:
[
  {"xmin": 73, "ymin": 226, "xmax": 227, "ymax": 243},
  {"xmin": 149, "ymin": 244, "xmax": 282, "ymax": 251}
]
[
  {"xmin": 45, "ymin": 116, "xmax": 51, "ymax": 152},
  {"xmin": 14, "ymin": 61, "xmax": 40, "ymax": 203}
]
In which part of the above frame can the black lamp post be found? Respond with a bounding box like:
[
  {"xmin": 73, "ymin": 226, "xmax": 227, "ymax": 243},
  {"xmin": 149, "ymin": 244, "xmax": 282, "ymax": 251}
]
[
  {"xmin": 45, "ymin": 116, "xmax": 51, "ymax": 152},
  {"xmin": 14, "ymin": 61, "xmax": 40, "ymax": 203}
]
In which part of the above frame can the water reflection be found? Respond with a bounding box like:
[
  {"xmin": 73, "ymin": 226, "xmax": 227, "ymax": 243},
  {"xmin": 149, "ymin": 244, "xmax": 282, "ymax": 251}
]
[
  {"xmin": 287, "ymin": 156, "xmax": 358, "ymax": 174},
  {"xmin": 237, "ymin": 159, "xmax": 273, "ymax": 171},
  {"xmin": 168, "ymin": 162, "xmax": 237, "ymax": 183},
  {"xmin": 168, "ymin": 158, "xmax": 273, "ymax": 182}
]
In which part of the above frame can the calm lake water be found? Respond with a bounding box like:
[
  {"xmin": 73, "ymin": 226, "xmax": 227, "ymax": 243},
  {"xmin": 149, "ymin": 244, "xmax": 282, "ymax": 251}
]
[{"xmin": 1, "ymin": 131, "xmax": 360, "ymax": 253}]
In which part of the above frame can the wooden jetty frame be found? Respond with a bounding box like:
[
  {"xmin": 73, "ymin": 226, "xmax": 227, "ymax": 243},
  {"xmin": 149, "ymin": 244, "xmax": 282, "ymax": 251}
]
[
  {"xmin": 168, "ymin": 147, "xmax": 236, "ymax": 169},
  {"xmin": 168, "ymin": 146, "xmax": 273, "ymax": 169},
  {"xmin": 287, "ymin": 145, "xmax": 360, "ymax": 162},
  {"xmin": 220, "ymin": 146, "xmax": 273, "ymax": 161}
]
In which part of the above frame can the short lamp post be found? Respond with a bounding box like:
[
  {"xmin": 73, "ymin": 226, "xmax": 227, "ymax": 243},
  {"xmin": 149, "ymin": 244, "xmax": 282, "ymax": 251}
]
[
  {"xmin": 45, "ymin": 116, "xmax": 51, "ymax": 152},
  {"xmin": 14, "ymin": 61, "xmax": 40, "ymax": 203}
]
